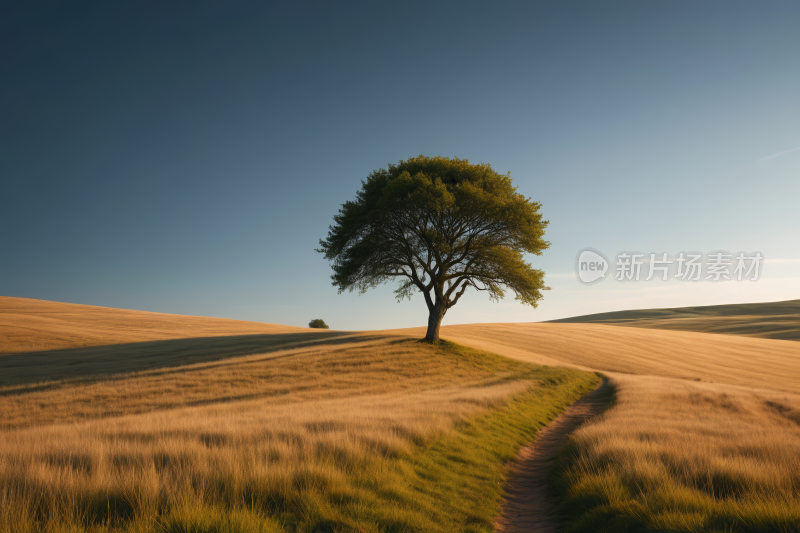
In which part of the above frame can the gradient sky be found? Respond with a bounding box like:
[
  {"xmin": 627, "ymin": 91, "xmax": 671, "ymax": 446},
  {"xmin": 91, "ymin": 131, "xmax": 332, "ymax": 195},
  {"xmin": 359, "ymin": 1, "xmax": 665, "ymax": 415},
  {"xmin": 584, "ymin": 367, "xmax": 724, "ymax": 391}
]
[{"xmin": 2, "ymin": 1, "xmax": 799, "ymax": 330}]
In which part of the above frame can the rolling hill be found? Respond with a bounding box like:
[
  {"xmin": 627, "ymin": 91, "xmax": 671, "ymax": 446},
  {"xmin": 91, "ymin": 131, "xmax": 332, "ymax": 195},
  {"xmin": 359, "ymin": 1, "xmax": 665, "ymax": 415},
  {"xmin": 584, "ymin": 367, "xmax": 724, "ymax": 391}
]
[
  {"xmin": 0, "ymin": 296, "xmax": 596, "ymax": 533},
  {"xmin": 438, "ymin": 321, "xmax": 800, "ymax": 394},
  {"xmin": 547, "ymin": 299, "xmax": 800, "ymax": 341},
  {"xmin": 0, "ymin": 295, "xmax": 309, "ymax": 354},
  {"xmin": 3, "ymin": 296, "xmax": 800, "ymax": 393},
  {"xmin": 2, "ymin": 296, "xmax": 799, "ymax": 532}
]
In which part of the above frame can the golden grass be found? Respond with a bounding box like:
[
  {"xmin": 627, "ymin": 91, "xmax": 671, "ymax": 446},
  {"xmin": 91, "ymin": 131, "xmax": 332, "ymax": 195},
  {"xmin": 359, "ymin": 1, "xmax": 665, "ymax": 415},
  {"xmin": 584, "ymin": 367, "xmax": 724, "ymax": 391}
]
[
  {"xmin": 0, "ymin": 325, "xmax": 600, "ymax": 532},
  {"xmin": 551, "ymin": 373, "xmax": 800, "ymax": 531},
  {"xmin": 0, "ymin": 338, "xmax": 500, "ymax": 529},
  {"xmin": 4, "ymin": 296, "xmax": 800, "ymax": 531},
  {"xmin": 0, "ymin": 376, "xmax": 520, "ymax": 530},
  {"xmin": 426, "ymin": 321, "xmax": 800, "ymax": 531},
  {"xmin": 550, "ymin": 299, "xmax": 800, "ymax": 342},
  {"xmin": 7, "ymin": 296, "xmax": 798, "ymax": 393},
  {"xmin": 0, "ymin": 296, "xmax": 309, "ymax": 355},
  {"xmin": 436, "ymin": 322, "xmax": 800, "ymax": 394},
  {"xmin": 0, "ymin": 296, "xmax": 388, "ymax": 387},
  {"xmin": 2, "ymin": 340, "xmax": 485, "ymax": 429}
]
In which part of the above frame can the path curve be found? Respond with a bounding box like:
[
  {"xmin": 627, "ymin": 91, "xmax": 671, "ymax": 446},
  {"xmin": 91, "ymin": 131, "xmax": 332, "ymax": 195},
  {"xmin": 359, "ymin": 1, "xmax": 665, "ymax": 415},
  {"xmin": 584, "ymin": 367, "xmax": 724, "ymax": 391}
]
[{"xmin": 494, "ymin": 379, "xmax": 612, "ymax": 533}]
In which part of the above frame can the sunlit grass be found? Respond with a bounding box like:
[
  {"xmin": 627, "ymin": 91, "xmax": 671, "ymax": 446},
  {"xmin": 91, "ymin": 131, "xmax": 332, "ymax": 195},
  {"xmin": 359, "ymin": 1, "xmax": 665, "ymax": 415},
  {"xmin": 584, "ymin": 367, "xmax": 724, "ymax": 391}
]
[
  {"xmin": 550, "ymin": 374, "xmax": 800, "ymax": 533},
  {"xmin": 11, "ymin": 296, "xmax": 799, "ymax": 531},
  {"xmin": 550, "ymin": 299, "xmax": 800, "ymax": 342},
  {"xmin": 0, "ymin": 295, "xmax": 307, "ymax": 356},
  {"xmin": 0, "ymin": 338, "xmax": 599, "ymax": 532}
]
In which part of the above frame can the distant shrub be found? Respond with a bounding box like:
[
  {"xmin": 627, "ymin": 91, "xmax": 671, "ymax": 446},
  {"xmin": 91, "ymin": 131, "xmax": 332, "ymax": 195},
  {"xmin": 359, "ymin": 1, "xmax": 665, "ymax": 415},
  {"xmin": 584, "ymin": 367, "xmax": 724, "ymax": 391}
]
[{"xmin": 308, "ymin": 319, "xmax": 329, "ymax": 329}]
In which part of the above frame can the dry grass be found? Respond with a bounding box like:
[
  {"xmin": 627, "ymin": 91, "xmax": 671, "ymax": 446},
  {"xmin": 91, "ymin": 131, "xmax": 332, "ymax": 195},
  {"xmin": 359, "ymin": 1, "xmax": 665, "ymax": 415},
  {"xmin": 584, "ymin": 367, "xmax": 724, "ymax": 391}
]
[
  {"xmin": 0, "ymin": 295, "xmax": 309, "ymax": 355},
  {"xmin": 0, "ymin": 373, "xmax": 521, "ymax": 531},
  {"xmin": 0, "ymin": 317, "xmax": 599, "ymax": 532},
  {"xmin": 432, "ymin": 321, "xmax": 800, "ymax": 531},
  {"xmin": 0, "ymin": 296, "xmax": 384, "ymax": 387},
  {"xmin": 551, "ymin": 373, "xmax": 800, "ymax": 532},
  {"xmin": 436, "ymin": 322, "xmax": 800, "ymax": 394},
  {"xmin": 0, "ymin": 340, "xmax": 491, "ymax": 429},
  {"xmin": 550, "ymin": 299, "xmax": 800, "ymax": 342},
  {"xmin": 5, "ymin": 296, "xmax": 800, "ymax": 531}
]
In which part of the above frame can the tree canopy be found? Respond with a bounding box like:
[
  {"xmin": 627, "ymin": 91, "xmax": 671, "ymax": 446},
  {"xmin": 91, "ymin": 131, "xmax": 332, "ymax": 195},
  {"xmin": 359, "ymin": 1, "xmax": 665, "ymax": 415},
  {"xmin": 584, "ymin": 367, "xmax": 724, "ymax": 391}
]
[
  {"xmin": 308, "ymin": 319, "xmax": 330, "ymax": 329},
  {"xmin": 317, "ymin": 155, "xmax": 550, "ymax": 341}
]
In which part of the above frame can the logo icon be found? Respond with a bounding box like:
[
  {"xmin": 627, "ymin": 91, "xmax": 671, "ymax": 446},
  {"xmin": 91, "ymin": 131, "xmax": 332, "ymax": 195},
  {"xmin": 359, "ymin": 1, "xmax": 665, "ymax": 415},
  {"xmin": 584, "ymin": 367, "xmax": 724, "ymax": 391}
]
[{"xmin": 575, "ymin": 248, "xmax": 609, "ymax": 284}]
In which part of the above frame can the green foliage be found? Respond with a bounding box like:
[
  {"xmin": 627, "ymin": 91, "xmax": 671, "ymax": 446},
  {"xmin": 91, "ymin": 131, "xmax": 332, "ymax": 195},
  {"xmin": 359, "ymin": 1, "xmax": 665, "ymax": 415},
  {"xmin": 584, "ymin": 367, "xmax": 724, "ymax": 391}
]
[
  {"xmin": 317, "ymin": 155, "xmax": 550, "ymax": 338},
  {"xmin": 308, "ymin": 319, "xmax": 329, "ymax": 329}
]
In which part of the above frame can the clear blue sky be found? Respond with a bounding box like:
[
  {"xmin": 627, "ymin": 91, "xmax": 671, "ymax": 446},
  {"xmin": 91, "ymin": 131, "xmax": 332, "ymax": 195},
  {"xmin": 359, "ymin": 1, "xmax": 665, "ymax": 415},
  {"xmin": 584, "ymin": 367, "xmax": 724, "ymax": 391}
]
[{"xmin": 2, "ymin": 1, "xmax": 799, "ymax": 329}]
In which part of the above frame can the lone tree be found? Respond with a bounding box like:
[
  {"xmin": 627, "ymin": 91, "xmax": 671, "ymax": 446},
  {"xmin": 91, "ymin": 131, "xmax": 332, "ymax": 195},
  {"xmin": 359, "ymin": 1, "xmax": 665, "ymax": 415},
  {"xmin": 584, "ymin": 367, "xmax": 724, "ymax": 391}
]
[
  {"xmin": 308, "ymin": 319, "xmax": 330, "ymax": 329},
  {"xmin": 317, "ymin": 155, "xmax": 550, "ymax": 341}
]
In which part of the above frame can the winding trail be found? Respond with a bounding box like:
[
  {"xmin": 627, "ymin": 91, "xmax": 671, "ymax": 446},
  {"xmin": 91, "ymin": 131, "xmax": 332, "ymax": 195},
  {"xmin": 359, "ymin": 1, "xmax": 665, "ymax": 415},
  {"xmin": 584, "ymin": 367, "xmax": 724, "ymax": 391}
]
[{"xmin": 494, "ymin": 380, "xmax": 612, "ymax": 533}]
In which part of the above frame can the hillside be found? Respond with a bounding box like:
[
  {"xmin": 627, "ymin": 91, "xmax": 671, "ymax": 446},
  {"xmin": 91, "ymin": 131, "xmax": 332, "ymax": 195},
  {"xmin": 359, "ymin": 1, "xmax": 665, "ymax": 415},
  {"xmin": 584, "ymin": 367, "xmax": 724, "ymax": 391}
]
[
  {"xmin": 438, "ymin": 322, "xmax": 800, "ymax": 394},
  {"xmin": 0, "ymin": 297, "xmax": 597, "ymax": 533},
  {"xmin": 0, "ymin": 296, "xmax": 325, "ymax": 385},
  {"xmin": 2, "ymin": 296, "xmax": 799, "ymax": 532},
  {"xmin": 547, "ymin": 299, "xmax": 800, "ymax": 341},
  {"xmin": 0, "ymin": 295, "xmax": 308, "ymax": 354},
  {"xmin": 4, "ymin": 296, "xmax": 800, "ymax": 393}
]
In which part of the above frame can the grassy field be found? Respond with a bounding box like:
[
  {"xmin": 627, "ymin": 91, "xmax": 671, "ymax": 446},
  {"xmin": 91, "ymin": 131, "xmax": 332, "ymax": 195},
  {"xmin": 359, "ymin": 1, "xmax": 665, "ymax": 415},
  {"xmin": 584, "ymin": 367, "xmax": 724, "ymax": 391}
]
[
  {"xmin": 431, "ymin": 318, "xmax": 800, "ymax": 532},
  {"xmin": 551, "ymin": 374, "xmax": 800, "ymax": 532},
  {"xmin": 0, "ymin": 296, "xmax": 386, "ymax": 386},
  {"xmin": 0, "ymin": 295, "xmax": 310, "ymax": 354},
  {"xmin": 548, "ymin": 299, "xmax": 800, "ymax": 342},
  {"xmin": 3, "ymin": 296, "xmax": 800, "ymax": 532},
  {"xmin": 437, "ymin": 321, "xmax": 800, "ymax": 394},
  {"xmin": 0, "ymin": 297, "xmax": 599, "ymax": 533}
]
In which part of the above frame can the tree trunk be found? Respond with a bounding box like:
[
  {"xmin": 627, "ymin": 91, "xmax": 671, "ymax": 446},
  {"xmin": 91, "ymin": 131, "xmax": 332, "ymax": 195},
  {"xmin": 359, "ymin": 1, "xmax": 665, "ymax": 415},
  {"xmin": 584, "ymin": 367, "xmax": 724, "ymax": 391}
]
[{"xmin": 425, "ymin": 302, "xmax": 446, "ymax": 341}]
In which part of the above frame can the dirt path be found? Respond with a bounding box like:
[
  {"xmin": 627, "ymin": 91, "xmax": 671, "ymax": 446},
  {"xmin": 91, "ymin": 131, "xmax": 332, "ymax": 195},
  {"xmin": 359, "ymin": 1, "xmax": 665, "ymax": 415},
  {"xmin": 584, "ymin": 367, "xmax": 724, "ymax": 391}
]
[{"xmin": 494, "ymin": 380, "xmax": 612, "ymax": 533}]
